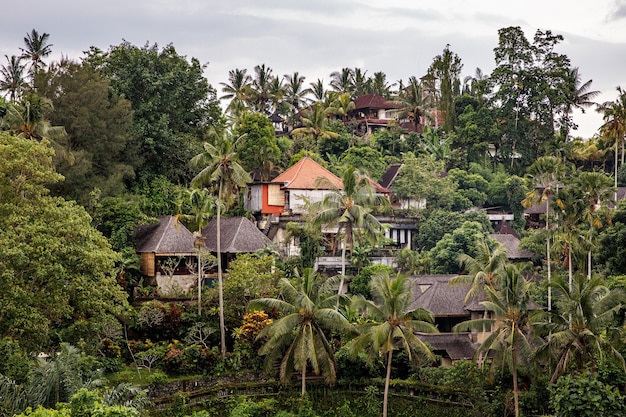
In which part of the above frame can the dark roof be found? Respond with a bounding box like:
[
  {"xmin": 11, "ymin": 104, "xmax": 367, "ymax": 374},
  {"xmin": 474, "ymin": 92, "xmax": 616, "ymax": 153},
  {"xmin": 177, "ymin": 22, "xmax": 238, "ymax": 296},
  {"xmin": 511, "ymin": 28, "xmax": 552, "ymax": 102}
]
[
  {"xmin": 379, "ymin": 164, "xmax": 402, "ymax": 189},
  {"xmin": 409, "ymin": 275, "xmax": 486, "ymax": 317},
  {"xmin": 353, "ymin": 94, "xmax": 399, "ymax": 110},
  {"xmin": 418, "ymin": 333, "xmax": 478, "ymax": 360},
  {"xmin": 488, "ymin": 233, "xmax": 537, "ymax": 260},
  {"xmin": 135, "ymin": 216, "xmax": 196, "ymax": 254},
  {"xmin": 202, "ymin": 217, "xmax": 271, "ymax": 253}
]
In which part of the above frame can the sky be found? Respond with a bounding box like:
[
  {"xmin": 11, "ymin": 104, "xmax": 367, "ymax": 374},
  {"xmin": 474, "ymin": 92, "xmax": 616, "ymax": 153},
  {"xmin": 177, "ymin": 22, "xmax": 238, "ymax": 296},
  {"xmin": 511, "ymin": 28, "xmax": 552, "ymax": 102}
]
[{"xmin": 2, "ymin": 0, "xmax": 626, "ymax": 138}]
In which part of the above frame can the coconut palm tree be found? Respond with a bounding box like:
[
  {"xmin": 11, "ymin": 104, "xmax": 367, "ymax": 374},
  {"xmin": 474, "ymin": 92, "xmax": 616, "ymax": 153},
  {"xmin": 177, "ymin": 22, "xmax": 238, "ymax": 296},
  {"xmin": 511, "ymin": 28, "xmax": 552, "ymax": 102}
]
[
  {"xmin": 0, "ymin": 55, "xmax": 27, "ymax": 101},
  {"xmin": 395, "ymin": 76, "xmax": 431, "ymax": 132},
  {"xmin": 311, "ymin": 165, "xmax": 387, "ymax": 296},
  {"xmin": 574, "ymin": 171, "xmax": 613, "ymax": 279},
  {"xmin": 283, "ymin": 71, "xmax": 309, "ymax": 111},
  {"xmin": 291, "ymin": 101, "xmax": 338, "ymax": 149},
  {"xmin": 190, "ymin": 129, "xmax": 251, "ymax": 359},
  {"xmin": 20, "ymin": 29, "xmax": 53, "ymax": 78},
  {"xmin": 351, "ymin": 272, "xmax": 437, "ymax": 417},
  {"xmin": 326, "ymin": 92, "xmax": 355, "ymax": 122},
  {"xmin": 560, "ymin": 67, "xmax": 599, "ymax": 139},
  {"xmin": 554, "ymin": 186, "xmax": 587, "ymax": 288},
  {"xmin": 329, "ymin": 67, "xmax": 354, "ymax": 95},
  {"xmin": 308, "ymin": 78, "xmax": 326, "ymax": 103},
  {"xmin": 249, "ymin": 64, "xmax": 274, "ymax": 114},
  {"xmin": 536, "ymin": 274, "xmax": 625, "ymax": 383},
  {"xmin": 522, "ymin": 155, "xmax": 566, "ymax": 310},
  {"xmin": 454, "ymin": 263, "xmax": 537, "ymax": 417},
  {"xmin": 453, "ymin": 237, "xmax": 508, "ymax": 302},
  {"xmin": 597, "ymin": 86, "xmax": 626, "ymax": 200},
  {"xmin": 175, "ymin": 187, "xmax": 217, "ymax": 315},
  {"xmin": 249, "ymin": 269, "xmax": 354, "ymax": 396},
  {"xmin": 220, "ymin": 68, "xmax": 252, "ymax": 114}
]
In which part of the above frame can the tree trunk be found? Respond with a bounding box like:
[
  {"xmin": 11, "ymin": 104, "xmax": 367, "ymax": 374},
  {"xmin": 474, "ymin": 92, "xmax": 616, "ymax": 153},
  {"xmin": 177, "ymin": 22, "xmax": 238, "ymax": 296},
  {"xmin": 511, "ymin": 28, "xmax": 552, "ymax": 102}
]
[
  {"xmin": 546, "ymin": 203, "xmax": 551, "ymax": 312},
  {"xmin": 197, "ymin": 248, "xmax": 202, "ymax": 316},
  {"xmin": 512, "ymin": 344, "xmax": 519, "ymax": 417},
  {"xmin": 217, "ymin": 180, "xmax": 226, "ymax": 360},
  {"xmin": 301, "ymin": 361, "xmax": 307, "ymax": 397},
  {"xmin": 383, "ymin": 349, "xmax": 393, "ymax": 417},
  {"xmin": 588, "ymin": 220, "xmax": 593, "ymax": 280}
]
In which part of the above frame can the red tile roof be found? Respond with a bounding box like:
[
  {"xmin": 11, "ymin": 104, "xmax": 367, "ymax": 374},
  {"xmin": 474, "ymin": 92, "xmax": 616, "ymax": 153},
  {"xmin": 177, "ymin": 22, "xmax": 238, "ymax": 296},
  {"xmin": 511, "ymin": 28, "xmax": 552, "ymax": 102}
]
[
  {"xmin": 272, "ymin": 157, "xmax": 342, "ymax": 190},
  {"xmin": 353, "ymin": 94, "xmax": 399, "ymax": 110}
]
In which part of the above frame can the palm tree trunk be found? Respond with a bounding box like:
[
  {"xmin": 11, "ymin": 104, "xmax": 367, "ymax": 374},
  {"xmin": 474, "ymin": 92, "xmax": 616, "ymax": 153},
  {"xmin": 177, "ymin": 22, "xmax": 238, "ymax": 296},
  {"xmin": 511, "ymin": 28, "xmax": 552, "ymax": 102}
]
[
  {"xmin": 512, "ymin": 344, "xmax": 519, "ymax": 417},
  {"xmin": 197, "ymin": 248, "xmax": 202, "ymax": 316},
  {"xmin": 301, "ymin": 361, "xmax": 307, "ymax": 397},
  {"xmin": 588, "ymin": 220, "xmax": 592, "ymax": 280},
  {"xmin": 546, "ymin": 204, "xmax": 551, "ymax": 312},
  {"xmin": 217, "ymin": 180, "xmax": 226, "ymax": 360},
  {"xmin": 383, "ymin": 349, "xmax": 393, "ymax": 417}
]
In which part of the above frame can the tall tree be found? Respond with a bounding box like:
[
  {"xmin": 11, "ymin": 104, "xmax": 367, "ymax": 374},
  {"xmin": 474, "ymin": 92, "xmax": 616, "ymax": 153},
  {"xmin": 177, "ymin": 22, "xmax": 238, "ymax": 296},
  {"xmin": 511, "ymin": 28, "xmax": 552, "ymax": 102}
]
[
  {"xmin": 311, "ymin": 165, "xmax": 387, "ymax": 295},
  {"xmin": 329, "ymin": 67, "xmax": 354, "ymax": 95},
  {"xmin": 597, "ymin": 86, "xmax": 626, "ymax": 200},
  {"xmin": 95, "ymin": 41, "xmax": 221, "ymax": 185},
  {"xmin": 536, "ymin": 274, "xmax": 625, "ymax": 383},
  {"xmin": 283, "ymin": 71, "xmax": 309, "ymax": 111},
  {"xmin": 20, "ymin": 29, "xmax": 53, "ymax": 78},
  {"xmin": 454, "ymin": 237, "xmax": 508, "ymax": 301},
  {"xmin": 395, "ymin": 76, "xmax": 431, "ymax": 132},
  {"xmin": 0, "ymin": 55, "xmax": 27, "ymax": 101},
  {"xmin": 522, "ymin": 156, "xmax": 566, "ymax": 310},
  {"xmin": 560, "ymin": 67, "xmax": 599, "ymax": 139},
  {"xmin": 574, "ymin": 171, "xmax": 613, "ymax": 279},
  {"xmin": 454, "ymin": 263, "xmax": 537, "ymax": 417},
  {"xmin": 190, "ymin": 130, "xmax": 251, "ymax": 359},
  {"xmin": 249, "ymin": 269, "xmax": 353, "ymax": 396},
  {"xmin": 291, "ymin": 101, "xmax": 338, "ymax": 150},
  {"xmin": 220, "ymin": 68, "xmax": 252, "ymax": 115},
  {"xmin": 351, "ymin": 272, "xmax": 437, "ymax": 417},
  {"xmin": 234, "ymin": 111, "xmax": 281, "ymax": 181},
  {"xmin": 249, "ymin": 64, "xmax": 274, "ymax": 114},
  {"xmin": 0, "ymin": 133, "xmax": 128, "ymax": 352},
  {"xmin": 427, "ymin": 44, "xmax": 463, "ymax": 132}
]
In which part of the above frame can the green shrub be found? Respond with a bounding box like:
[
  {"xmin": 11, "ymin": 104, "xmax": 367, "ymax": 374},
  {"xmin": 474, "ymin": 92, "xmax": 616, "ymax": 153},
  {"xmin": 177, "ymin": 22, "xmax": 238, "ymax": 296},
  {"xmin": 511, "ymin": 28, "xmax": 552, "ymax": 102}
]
[{"xmin": 550, "ymin": 371, "xmax": 626, "ymax": 417}]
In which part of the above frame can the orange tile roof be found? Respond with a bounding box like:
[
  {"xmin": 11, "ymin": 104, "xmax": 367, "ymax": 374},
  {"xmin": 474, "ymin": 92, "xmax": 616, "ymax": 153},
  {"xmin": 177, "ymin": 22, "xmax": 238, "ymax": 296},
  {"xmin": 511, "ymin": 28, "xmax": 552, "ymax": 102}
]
[{"xmin": 272, "ymin": 157, "xmax": 342, "ymax": 190}]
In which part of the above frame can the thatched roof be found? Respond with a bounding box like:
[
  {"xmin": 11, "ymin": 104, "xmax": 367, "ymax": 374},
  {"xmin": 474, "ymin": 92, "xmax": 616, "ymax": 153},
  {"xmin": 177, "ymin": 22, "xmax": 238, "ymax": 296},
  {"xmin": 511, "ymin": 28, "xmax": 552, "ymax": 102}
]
[
  {"xmin": 379, "ymin": 163, "xmax": 402, "ymax": 189},
  {"xmin": 488, "ymin": 233, "xmax": 537, "ymax": 260},
  {"xmin": 202, "ymin": 217, "xmax": 271, "ymax": 253},
  {"xmin": 135, "ymin": 216, "xmax": 196, "ymax": 254},
  {"xmin": 418, "ymin": 333, "xmax": 479, "ymax": 360},
  {"xmin": 409, "ymin": 274, "xmax": 486, "ymax": 317}
]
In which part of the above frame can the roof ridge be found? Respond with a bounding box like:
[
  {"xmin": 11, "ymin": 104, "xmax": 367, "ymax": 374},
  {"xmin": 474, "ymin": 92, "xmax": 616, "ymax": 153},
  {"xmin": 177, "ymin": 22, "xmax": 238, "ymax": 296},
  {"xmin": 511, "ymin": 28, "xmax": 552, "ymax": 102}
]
[{"xmin": 154, "ymin": 216, "xmax": 173, "ymax": 251}]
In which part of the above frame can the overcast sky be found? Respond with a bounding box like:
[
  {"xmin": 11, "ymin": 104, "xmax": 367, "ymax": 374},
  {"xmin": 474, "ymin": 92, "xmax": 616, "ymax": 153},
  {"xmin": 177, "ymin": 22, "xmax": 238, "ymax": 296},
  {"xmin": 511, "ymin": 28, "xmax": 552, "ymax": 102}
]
[{"xmin": 2, "ymin": 0, "xmax": 626, "ymax": 138}]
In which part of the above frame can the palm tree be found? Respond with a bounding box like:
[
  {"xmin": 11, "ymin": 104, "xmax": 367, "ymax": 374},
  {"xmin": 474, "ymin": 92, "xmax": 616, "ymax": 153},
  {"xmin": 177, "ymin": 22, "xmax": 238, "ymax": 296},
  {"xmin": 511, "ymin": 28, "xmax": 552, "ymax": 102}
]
[
  {"xmin": 351, "ymin": 272, "xmax": 437, "ymax": 417},
  {"xmin": 291, "ymin": 101, "xmax": 338, "ymax": 149},
  {"xmin": 311, "ymin": 165, "xmax": 387, "ymax": 295},
  {"xmin": 175, "ymin": 187, "xmax": 216, "ymax": 315},
  {"xmin": 249, "ymin": 64, "xmax": 274, "ymax": 114},
  {"xmin": 329, "ymin": 67, "xmax": 354, "ymax": 95},
  {"xmin": 554, "ymin": 186, "xmax": 587, "ymax": 288},
  {"xmin": 574, "ymin": 171, "xmax": 613, "ymax": 279},
  {"xmin": 536, "ymin": 274, "xmax": 625, "ymax": 383},
  {"xmin": 249, "ymin": 269, "xmax": 354, "ymax": 396},
  {"xmin": 308, "ymin": 78, "xmax": 326, "ymax": 102},
  {"xmin": 597, "ymin": 86, "xmax": 626, "ymax": 200},
  {"xmin": 190, "ymin": 129, "xmax": 251, "ymax": 359},
  {"xmin": 220, "ymin": 68, "xmax": 252, "ymax": 114},
  {"xmin": 395, "ymin": 76, "xmax": 431, "ymax": 132},
  {"xmin": 560, "ymin": 67, "xmax": 599, "ymax": 139},
  {"xmin": 326, "ymin": 92, "xmax": 355, "ymax": 122},
  {"xmin": 369, "ymin": 71, "xmax": 394, "ymax": 99},
  {"xmin": 454, "ymin": 263, "xmax": 537, "ymax": 417},
  {"xmin": 20, "ymin": 29, "xmax": 53, "ymax": 77},
  {"xmin": 0, "ymin": 55, "xmax": 27, "ymax": 101},
  {"xmin": 283, "ymin": 71, "xmax": 309, "ymax": 111},
  {"xmin": 454, "ymin": 237, "xmax": 508, "ymax": 302},
  {"xmin": 522, "ymin": 155, "xmax": 566, "ymax": 310}
]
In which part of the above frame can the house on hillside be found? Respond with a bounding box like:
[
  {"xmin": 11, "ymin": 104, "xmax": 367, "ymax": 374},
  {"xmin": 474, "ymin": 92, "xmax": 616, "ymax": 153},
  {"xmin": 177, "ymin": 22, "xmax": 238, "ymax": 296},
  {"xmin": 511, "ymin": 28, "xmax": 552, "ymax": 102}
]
[
  {"xmin": 378, "ymin": 163, "xmax": 426, "ymax": 210},
  {"xmin": 409, "ymin": 274, "xmax": 485, "ymax": 366},
  {"xmin": 245, "ymin": 157, "xmax": 416, "ymax": 273},
  {"xmin": 488, "ymin": 233, "xmax": 537, "ymax": 263},
  {"xmin": 135, "ymin": 216, "xmax": 271, "ymax": 295},
  {"xmin": 134, "ymin": 216, "xmax": 198, "ymax": 295},
  {"xmin": 201, "ymin": 216, "xmax": 272, "ymax": 274}
]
